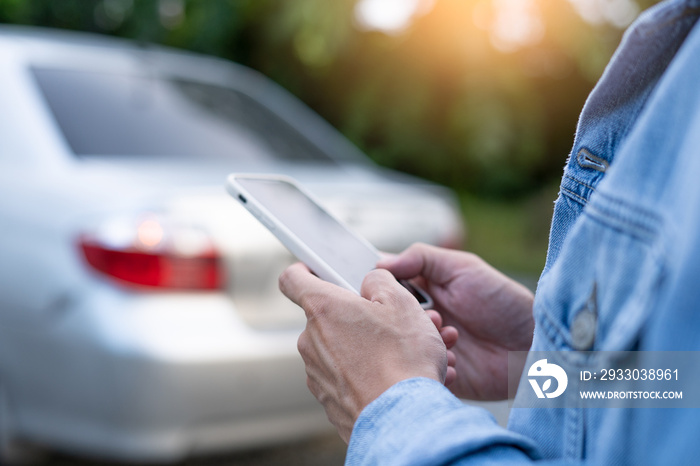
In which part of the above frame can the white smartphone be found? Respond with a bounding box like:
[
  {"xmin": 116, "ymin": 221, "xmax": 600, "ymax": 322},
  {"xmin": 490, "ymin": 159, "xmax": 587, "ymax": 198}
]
[{"xmin": 226, "ymin": 173, "xmax": 433, "ymax": 309}]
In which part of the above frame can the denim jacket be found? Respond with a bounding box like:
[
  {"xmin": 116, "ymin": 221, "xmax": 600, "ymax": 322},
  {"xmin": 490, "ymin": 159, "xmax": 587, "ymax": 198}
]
[{"xmin": 346, "ymin": 0, "xmax": 700, "ymax": 464}]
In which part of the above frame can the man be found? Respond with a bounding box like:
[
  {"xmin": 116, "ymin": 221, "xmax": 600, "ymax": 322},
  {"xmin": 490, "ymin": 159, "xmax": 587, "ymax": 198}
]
[{"xmin": 280, "ymin": 0, "xmax": 700, "ymax": 463}]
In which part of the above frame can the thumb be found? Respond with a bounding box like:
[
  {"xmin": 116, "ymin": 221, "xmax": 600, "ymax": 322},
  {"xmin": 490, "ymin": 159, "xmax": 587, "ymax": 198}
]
[{"xmin": 376, "ymin": 243, "xmax": 449, "ymax": 283}]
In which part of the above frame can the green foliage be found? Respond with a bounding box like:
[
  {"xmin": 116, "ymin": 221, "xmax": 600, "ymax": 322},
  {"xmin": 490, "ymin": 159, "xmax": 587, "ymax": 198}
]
[
  {"xmin": 0, "ymin": 0, "xmax": 661, "ymax": 198},
  {"xmin": 459, "ymin": 182, "xmax": 558, "ymax": 275}
]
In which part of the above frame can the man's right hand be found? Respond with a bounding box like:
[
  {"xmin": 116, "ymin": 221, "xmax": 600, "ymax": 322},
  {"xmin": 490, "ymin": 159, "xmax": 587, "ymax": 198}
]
[{"xmin": 377, "ymin": 243, "xmax": 535, "ymax": 400}]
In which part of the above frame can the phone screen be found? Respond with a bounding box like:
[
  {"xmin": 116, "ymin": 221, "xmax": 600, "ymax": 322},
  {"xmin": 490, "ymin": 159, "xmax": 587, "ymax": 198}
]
[{"xmin": 236, "ymin": 177, "xmax": 379, "ymax": 293}]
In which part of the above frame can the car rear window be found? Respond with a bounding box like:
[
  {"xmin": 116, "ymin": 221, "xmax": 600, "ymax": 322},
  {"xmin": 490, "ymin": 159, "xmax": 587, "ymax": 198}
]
[{"xmin": 31, "ymin": 67, "xmax": 335, "ymax": 163}]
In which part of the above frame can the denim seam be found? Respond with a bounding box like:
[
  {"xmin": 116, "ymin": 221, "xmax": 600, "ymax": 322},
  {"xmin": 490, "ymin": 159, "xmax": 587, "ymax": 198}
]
[
  {"xmin": 560, "ymin": 186, "xmax": 588, "ymax": 207},
  {"xmin": 537, "ymin": 303, "xmax": 570, "ymax": 350},
  {"xmin": 585, "ymin": 194, "xmax": 662, "ymax": 244},
  {"xmin": 565, "ymin": 407, "xmax": 583, "ymax": 459},
  {"xmin": 564, "ymin": 174, "xmax": 598, "ymax": 193},
  {"xmin": 595, "ymin": 191, "xmax": 662, "ymax": 223},
  {"xmin": 583, "ymin": 209, "xmax": 656, "ymax": 245}
]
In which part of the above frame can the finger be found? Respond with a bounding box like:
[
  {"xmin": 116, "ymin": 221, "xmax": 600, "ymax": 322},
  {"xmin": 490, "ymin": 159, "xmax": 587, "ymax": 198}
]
[
  {"xmin": 375, "ymin": 243, "xmax": 453, "ymax": 283},
  {"xmin": 360, "ymin": 268, "xmax": 414, "ymax": 307},
  {"xmin": 426, "ymin": 311, "xmax": 458, "ymax": 348},
  {"xmin": 279, "ymin": 262, "xmax": 353, "ymax": 318},
  {"xmin": 426, "ymin": 310, "xmax": 443, "ymax": 329},
  {"xmin": 378, "ymin": 251, "xmax": 397, "ymax": 261},
  {"xmin": 375, "ymin": 243, "xmax": 431, "ymax": 277},
  {"xmin": 447, "ymin": 349, "xmax": 456, "ymax": 368},
  {"xmin": 445, "ymin": 366, "xmax": 457, "ymax": 386},
  {"xmin": 440, "ymin": 326, "xmax": 459, "ymax": 349}
]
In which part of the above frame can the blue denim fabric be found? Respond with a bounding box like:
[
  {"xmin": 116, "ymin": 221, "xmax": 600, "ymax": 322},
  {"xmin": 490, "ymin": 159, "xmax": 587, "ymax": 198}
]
[{"xmin": 346, "ymin": 0, "xmax": 700, "ymax": 464}]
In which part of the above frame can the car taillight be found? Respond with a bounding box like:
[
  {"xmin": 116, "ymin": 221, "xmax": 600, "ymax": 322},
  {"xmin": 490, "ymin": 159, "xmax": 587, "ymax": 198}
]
[{"xmin": 79, "ymin": 214, "xmax": 224, "ymax": 290}]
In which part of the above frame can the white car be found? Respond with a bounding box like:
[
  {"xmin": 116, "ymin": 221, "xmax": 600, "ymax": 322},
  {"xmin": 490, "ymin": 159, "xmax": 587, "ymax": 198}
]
[{"xmin": 0, "ymin": 26, "xmax": 464, "ymax": 462}]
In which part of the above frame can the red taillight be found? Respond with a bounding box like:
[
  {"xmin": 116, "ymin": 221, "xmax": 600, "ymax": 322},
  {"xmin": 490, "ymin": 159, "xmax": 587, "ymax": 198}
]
[
  {"xmin": 80, "ymin": 242, "xmax": 222, "ymax": 290},
  {"xmin": 79, "ymin": 215, "xmax": 224, "ymax": 290}
]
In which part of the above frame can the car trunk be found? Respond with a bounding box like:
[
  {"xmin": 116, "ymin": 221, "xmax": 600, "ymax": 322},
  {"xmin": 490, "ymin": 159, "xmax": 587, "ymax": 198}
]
[
  {"xmin": 166, "ymin": 184, "xmax": 460, "ymax": 330},
  {"xmin": 75, "ymin": 160, "xmax": 463, "ymax": 330}
]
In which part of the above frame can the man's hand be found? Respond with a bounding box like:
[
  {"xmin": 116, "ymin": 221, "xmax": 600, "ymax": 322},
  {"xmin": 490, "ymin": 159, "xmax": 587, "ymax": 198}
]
[
  {"xmin": 279, "ymin": 263, "xmax": 451, "ymax": 443},
  {"xmin": 378, "ymin": 243, "xmax": 535, "ymax": 400}
]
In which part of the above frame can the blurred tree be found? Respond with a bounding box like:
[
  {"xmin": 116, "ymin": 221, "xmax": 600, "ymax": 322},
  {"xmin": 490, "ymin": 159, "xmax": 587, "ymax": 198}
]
[{"xmin": 0, "ymin": 0, "xmax": 662, "ymax": 197}]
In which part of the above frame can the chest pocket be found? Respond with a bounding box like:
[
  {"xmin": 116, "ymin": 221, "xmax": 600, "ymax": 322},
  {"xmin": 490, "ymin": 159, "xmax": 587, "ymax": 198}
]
[{"xmin": 534, "ymin": 189, "xmax": 665, "ymax": 352}]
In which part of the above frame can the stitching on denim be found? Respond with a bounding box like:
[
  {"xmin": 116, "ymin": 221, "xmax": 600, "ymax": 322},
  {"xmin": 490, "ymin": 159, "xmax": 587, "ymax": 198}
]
[
  {"xmin": 584, "ymin": 206, "xmax": 658, "ymax": 245},
  {"xmin": 565, "ymin": 408, "xmax": 584, "ymax": 459},
  {"xmin": 538, "ymin": 304, "xmax": 570, "ymax": 350},
  {"xmin": 585, "ymin": 192, "xmax": 663, "ymax": 244},
  {"xmin": 577, "ymin": 148, "xmax": 608, "ymax": 172},
  {"xmin": 595, "ymin": 191, "xmax": 663, "ymax": 224},
  {"xmin": 561, "ymin": 186, "xmax": 588, "ymax": 206},
  {"xmin": 534, "ymin": 273, "xmax": 571, "ymax": 350},
  {"xmin": 564, "ymin": 174, "xmax": 597, "ymax": 193}
]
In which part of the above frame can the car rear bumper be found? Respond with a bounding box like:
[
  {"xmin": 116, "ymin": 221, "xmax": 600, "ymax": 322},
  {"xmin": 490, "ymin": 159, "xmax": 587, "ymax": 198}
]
[{"xmin": 0, "ymin": 290, "xmax": 329, "ymax": 461}]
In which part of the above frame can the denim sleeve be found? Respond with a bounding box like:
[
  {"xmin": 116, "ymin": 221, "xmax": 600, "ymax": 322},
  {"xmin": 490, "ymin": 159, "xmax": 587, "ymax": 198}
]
[{"xmin": 346, "ymin": 378, "xmax": 542, "ymax": 465}]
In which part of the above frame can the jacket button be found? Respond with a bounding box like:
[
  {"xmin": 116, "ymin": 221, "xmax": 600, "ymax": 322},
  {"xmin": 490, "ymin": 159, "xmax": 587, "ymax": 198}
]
[{"xmin": 571, "ymin": 309, "xmax": 597, "ymax": 350}]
